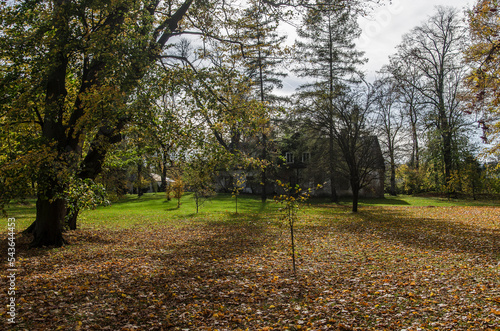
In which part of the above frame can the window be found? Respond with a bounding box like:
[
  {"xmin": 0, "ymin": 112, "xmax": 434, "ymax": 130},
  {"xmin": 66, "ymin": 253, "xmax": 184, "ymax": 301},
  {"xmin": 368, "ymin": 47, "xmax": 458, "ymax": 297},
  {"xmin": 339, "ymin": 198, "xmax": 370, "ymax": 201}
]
[
  {"xmin": 302, "ymin": 152, "xmax": 310, "ymax": 163},
  {"xmin": 286, "ymin": 152, "xmax": 294, "ymax": 164}
]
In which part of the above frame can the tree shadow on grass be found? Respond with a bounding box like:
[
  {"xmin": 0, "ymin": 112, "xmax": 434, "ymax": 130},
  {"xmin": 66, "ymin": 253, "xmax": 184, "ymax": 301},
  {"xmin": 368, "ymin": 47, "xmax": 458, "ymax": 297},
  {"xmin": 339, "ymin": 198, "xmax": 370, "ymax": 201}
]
[
  {"xmin": 337, "ymin": 208, "xmax": 500, "ymax": 259},
  {"xmin": 357, "ymin": 197, "xmax": 411, "ymax": 205},
  {"xmin": 308, "ymin": 197, "xmax": 411, "ymax": 208}
]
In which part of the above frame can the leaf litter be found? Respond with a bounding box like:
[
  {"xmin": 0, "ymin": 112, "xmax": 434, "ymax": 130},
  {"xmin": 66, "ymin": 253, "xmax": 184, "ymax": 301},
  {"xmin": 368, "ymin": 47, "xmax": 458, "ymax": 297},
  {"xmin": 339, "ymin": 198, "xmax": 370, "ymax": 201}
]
[{"xmin": 1, "ymin": 205, "xmax": 499, "ymax": 330}]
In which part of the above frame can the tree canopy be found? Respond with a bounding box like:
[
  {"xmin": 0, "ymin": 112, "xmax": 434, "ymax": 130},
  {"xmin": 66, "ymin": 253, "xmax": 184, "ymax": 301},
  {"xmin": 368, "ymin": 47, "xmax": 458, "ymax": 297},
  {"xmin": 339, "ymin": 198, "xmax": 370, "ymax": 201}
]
[{"xmin": 463, "ymin": 0, "xmax": 500, "ymax": 150}]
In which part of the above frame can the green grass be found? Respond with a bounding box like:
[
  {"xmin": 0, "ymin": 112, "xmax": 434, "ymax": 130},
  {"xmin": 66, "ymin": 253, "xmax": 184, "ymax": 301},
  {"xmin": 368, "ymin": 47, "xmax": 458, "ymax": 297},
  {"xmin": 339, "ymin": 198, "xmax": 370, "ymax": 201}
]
[
  {"xmin": 2, "ymin": 193, "xmax": 283, "ymax": 230},
  {"xmin": 3, "ymin": 192, "xmax": 500, "ymax": 231},
  {"xmin": 80, "ymin": 192, "xmax": 282, "ymax": 228}
]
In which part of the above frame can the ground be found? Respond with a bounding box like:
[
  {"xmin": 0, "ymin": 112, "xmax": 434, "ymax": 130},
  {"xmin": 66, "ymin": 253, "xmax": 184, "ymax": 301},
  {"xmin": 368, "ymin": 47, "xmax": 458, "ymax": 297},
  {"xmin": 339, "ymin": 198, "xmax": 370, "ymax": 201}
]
[{"xmin": 1, "ymin": 194, "xmax": 499, "ymax": 330}]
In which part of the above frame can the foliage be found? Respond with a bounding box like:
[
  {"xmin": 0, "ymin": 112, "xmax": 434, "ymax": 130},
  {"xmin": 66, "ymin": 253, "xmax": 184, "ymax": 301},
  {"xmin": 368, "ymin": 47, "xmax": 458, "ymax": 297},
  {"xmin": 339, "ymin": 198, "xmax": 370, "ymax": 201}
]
[
  {"xmin": 238, "ymin": 0, "xmax": 289, "ymax": 202},
  {"xmin": 0, "ymin": 0, "xmax": 201, "ymax": 246},
  {"xmin": 396, "ymin": 164, "xmax": 435, "ymax": 195},
  {"xmin": 184, "ymin": 158, "xmax": 217, "ymax": 214},
  {"xmin": 398, "ymin": 155, "xmax": 491, "ymax": 199},
  {"xmin": 294, "ymin": 0, "xmax": 365, "ymax": 86},
  {"xmin": 231, "ymin": 172, "xmax": 247, "ymax": 214},
  {"xmin": 463, "ymin": 0, "xmax": 500, "ymax": 150},
  {"xmin": 59, "ymin": 178, "xmax": 110, "ymax": 229},
  {"xmin": 165, "ymin": 181, "xmax": 172, "ymax": 201},
  {"xmin": 0, "ymin": 130, "xmax": 38, "ymax": 214},
  {"xmin": 0, "ymin": 0, "xmax": 280, "ymax": 246},
  {"xmin": 482, "ymin": 163, "xmax": 500, "ymax": 194},
  {"xmin": 239, "ymin": 0, "xmax": 288, "ymax": 102},
  {"xmin": 397, "ymin": 164, "xmax": 420, "ymax": 195},
  {"xmin": 171, "ymin": 176, "xmax": 184, "ymax": 209}
]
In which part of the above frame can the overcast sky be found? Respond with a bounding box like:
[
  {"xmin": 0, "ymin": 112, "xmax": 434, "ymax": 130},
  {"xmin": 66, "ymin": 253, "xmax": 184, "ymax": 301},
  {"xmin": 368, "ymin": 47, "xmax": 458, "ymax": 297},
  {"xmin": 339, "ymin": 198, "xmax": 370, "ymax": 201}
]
[
  {"xmin": 279, "ymin": 0, "xmax": 473, "ymax": 93},
  {"xmin": 357, "ymin": 0, "xmax": 472, "ymax": 80}
]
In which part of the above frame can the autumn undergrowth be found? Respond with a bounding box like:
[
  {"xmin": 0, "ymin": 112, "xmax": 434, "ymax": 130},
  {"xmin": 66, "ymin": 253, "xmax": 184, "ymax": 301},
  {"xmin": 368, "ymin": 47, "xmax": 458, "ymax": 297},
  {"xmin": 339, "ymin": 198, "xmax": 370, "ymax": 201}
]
[{"xmin": 2, "ymin": 193, "xmax": 500, "ymax": 330}]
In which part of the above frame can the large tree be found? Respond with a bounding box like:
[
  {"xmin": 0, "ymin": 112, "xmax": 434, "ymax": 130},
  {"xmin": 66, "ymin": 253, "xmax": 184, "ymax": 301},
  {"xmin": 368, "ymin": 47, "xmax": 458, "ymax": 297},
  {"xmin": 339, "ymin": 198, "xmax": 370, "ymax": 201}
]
[
  {"xmin": 293, "ymin": 0, "xmax": 366, "ymax": 202},
  {"xmin": 331, "ymin": 84, "xmax": 381, "ymax": 212},
  {"xmin": 393, "ymin": 6, "xmax": 470, "ymax": 189},
  {"xmin": 0, "ymin": 0, "xmax": 222, "ymax": 247}
]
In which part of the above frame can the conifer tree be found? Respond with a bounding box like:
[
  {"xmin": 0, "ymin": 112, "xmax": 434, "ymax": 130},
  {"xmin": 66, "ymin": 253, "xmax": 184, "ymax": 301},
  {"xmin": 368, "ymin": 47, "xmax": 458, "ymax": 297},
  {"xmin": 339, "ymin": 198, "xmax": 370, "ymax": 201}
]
[
  {"xmin": 240, "ymin": 1, "xmax": 288, "ymax": 202},
  {"xmin": 294, "ymin": 0, "xmax": 366, "ymax": 202}
]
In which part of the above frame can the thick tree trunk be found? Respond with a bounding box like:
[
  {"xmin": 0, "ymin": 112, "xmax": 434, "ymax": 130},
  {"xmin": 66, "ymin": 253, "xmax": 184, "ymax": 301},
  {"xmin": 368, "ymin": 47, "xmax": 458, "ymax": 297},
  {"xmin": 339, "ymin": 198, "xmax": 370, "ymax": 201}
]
[
  {"xmin": 411, "ymin": 125, "xmax": 420, "ymax": 169},
  {"xmin": 351, "ymin": 184, "xmax": 359, "ymax": 213},
  {"xmin": 31, "ymin": 195, "xmax": 66, "ymax": 247},
  {"xmin": 409, "ymin": 106, "xmax": 420, "ymax": 169},
  {"xmin": 22, "ymin": 221, "xmax": 36, "ymax": 235},
  {"xmin": 160, "ymin": 151, "xmax": 168, "ymax": 192}
]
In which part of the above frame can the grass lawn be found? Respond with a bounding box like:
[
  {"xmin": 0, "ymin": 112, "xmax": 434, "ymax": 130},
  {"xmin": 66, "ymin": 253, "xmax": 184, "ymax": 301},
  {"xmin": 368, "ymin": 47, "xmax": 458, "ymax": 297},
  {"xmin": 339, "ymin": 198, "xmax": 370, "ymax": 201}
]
[{"xmin": 1, "ymin": 193, "xmax": 499, "ymax": 330}]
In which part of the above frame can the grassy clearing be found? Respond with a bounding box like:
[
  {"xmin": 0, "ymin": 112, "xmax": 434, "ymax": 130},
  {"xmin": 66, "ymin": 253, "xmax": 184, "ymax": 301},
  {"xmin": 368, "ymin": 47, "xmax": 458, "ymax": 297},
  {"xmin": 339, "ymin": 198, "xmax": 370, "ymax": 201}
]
[{"xmin": 1, "ymin": 193, "xmax": 499, "ymax": 330}]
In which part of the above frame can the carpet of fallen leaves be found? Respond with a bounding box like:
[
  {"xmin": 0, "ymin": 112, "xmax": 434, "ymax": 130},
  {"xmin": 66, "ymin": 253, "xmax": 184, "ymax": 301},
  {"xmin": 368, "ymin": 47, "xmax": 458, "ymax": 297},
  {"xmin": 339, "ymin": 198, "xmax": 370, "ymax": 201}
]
[{"xmin": 1, "ymin": 205, "xmax": 500, "ymax": 330}]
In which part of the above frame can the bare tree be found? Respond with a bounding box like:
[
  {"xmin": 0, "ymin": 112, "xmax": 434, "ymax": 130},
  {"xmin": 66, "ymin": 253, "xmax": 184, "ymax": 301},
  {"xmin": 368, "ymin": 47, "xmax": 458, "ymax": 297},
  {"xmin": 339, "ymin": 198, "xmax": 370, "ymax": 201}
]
[
  {"xmin": 331, "ymin": 84, "xmax": 383, "ymax": 212},
  {"xmin": 393, "ymin": 6, "xmax": 469, "ymax": 187},
  {"xmin": 384, "ymin": 57, "xmax": 427, "ymax": 170}
]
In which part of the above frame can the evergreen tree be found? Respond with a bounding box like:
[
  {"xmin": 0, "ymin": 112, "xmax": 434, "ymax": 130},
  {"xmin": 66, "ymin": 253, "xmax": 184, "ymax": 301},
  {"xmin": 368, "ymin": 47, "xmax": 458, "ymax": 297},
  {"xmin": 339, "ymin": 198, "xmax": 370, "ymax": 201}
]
[
  {"xmin": 293, "ymin": 0, "xmax": 366, "ymax": 202},
  {"xmin": 241, "ymin": 1, "xmax": 288, "ymax": 202}
]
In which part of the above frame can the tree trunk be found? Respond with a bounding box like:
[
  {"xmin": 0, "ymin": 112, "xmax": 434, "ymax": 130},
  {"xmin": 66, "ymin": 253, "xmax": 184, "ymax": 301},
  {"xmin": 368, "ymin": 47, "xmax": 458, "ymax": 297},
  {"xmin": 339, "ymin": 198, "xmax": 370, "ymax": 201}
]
[
  {"xmin": 442, "ymin": 131, "xmax": 453, "ymax": 187},
  {"xmin": 328, "ymin": 134, "xmax": 339, "ymax": 203},
  {"xmin": 412, "ymin": 125, "xmax": 420, "ymax": 169},
  {"xmin": 261, "ymin": 166, "xmax": 267, "ymax": 203},
  {"xmin": 390, "ymin": 165, "xmax": 396, "ymax": 196},
  {"xmin": 31, "ymin": 195, "xmax": 66, "ymax": 247},
  {"xmin": 350, "ymin": 172, "xmax": 360, "ymax": 212},
  {"xmin": 160, "ymin": 151, "xmax": 168, "ymax": 192},
  {"xmin": 257, "ymin": 42, "xmax": 268, "ymax": 204},
  {"xmin": 409, "ymin": 106, "xmax": 420, "ymax": 169},
  {"xmin": 390, "ymin": 153, "xmax": 397, "ymax": 196},
  {"xmin": 351, "ymin": 184, "xmax": 359, "ymax": 213},
  {"xmin": 22, "ymin": 221, "xmax": 36, "ymax": 235},
  {"xmin": 137, "ymin": 162, "xmax": 143, "ymax": 197},
  {"xmin": 67, "ymin": 210, "xmax": 79, "ymax": 230}
]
